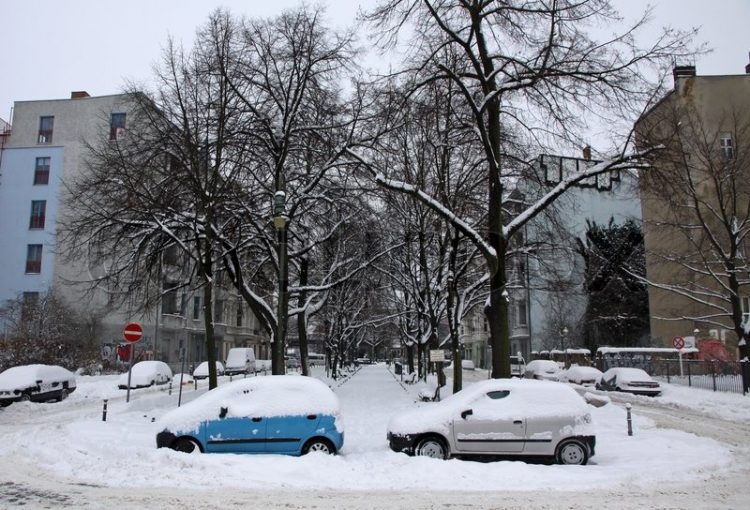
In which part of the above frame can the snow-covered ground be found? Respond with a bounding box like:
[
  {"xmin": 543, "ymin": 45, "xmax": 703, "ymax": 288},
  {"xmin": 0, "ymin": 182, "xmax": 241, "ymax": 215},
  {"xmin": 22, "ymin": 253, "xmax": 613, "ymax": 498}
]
[{"xmin": 0, "ymin": 364, "xmax": 748, "ymax": 508}]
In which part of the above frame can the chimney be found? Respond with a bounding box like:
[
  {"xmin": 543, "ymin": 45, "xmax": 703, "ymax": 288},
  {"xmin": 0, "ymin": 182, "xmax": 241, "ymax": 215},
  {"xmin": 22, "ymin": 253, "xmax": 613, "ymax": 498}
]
[
  {"xmin": 673, "ymin": 65, "xmax": 696, "ymax": 87},
  {"xmin": 582, "ymin": 146, "xmax": 591, "ymax": 161},
  {"xmin": 70, "ymin": 91, "xmax": 90, "ymax": 99},
  {"xmin": 745, "ymin": 52, "xmax": 750, "ymax": 74}
]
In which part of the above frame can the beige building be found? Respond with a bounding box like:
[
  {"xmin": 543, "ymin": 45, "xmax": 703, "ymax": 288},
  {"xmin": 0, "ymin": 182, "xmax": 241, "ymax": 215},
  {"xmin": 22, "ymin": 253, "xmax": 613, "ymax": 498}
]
[{"xmin": 636, "ymin": 63, "xmax": 750, "ymax": 352}]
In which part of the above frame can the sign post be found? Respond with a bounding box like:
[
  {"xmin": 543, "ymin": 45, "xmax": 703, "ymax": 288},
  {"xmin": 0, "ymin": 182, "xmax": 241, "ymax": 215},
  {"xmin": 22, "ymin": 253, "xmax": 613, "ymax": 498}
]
[
  {"xmin": 123, "ymin": 323, "xmax": 143, "ymax": 403},
  {"xmin": 673, "ymin": 337, "xmax": 685, "ymax": 377}
]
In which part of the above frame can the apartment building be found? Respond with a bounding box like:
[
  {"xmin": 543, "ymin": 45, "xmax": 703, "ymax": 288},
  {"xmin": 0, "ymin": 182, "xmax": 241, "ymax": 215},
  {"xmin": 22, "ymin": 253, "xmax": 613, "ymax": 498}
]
[
  {"xmin": 636, "ymin": 62, "xmax": 750, "ymax": 351},
  {"xmin": 0, "ymin": 92, "xmax": 268, "ymax": 368}
]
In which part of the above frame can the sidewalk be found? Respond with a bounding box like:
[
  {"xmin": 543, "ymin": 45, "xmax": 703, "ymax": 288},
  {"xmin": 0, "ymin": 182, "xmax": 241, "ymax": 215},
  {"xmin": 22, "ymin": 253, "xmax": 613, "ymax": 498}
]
[{"xmin": 332, "ymin": 364, "xmax": 417, "ymax": 454}]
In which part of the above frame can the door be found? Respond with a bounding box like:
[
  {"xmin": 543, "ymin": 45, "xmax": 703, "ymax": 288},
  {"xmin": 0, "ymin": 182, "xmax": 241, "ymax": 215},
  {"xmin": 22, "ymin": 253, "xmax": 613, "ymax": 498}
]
[
  {"xmin": 204, "ymin": 414, "xmax": 267, "ymax": 453},
  {"xmin": 452, "ymin": 390, "xmax": 525, "ymax": 454},
  {"xmin": 265, "ymin": 415, "xmax": 321, "ymax": 454}
]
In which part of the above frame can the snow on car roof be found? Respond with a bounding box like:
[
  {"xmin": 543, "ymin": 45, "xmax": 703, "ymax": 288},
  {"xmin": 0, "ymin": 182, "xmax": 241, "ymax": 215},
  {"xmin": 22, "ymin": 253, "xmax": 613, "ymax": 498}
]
[
  {"xmin": 158, "ymin": 375, "xmax": 340, "ymax": 434},
  {"xmin": 603, "ymin": 367, "xmax": 654, "ymax": 381},
  {"xmin": 0, "ymin": 364, "xmax": 75, "ymax": 391},
  {"xmin": 388, "ymin": 379, "xmax": 590, "ymax": 437}
]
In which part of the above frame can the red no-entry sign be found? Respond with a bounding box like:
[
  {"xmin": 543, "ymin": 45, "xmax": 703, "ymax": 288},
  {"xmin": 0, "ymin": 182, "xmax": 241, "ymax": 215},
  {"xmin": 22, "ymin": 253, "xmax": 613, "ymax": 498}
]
[{"xmin": 123, "ymin": 323, "xmax": 143, "ymax": 343}]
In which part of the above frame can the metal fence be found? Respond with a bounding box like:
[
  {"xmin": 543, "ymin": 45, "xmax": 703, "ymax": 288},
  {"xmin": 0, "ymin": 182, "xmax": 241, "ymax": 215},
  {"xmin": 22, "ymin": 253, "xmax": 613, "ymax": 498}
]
[{"xmin": 602, "ymin": 357, "xmax": 746, "ymax": 394}]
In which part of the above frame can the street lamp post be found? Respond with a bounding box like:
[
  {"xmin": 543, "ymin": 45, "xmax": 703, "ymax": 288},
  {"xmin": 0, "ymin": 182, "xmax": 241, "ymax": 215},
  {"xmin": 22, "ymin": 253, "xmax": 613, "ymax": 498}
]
[{"xmin": 273, "ymin": 191, "xmax": 289, "ymax": 375}]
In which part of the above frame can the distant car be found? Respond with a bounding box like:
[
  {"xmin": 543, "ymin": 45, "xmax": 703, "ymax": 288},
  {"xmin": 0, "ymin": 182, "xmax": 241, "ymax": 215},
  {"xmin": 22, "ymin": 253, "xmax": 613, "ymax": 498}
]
[
  {"xmin": 565, "ymin": 366, "xmax": 603, "ymax": 387},
  {"xmin": 193, "ymin": 361, "xmax": 225, "ymax": 380},
  {"xmin": 387, "ymin": 379, "xmax": 595, "ymax": 465},
  {"xmin": 596, "ymin": 367, "xmax": 661, "ymax": 396},
  {"xmin": 510, "ymin": 356, "xmax": 526, "ymax": 378},
  {"xmin": 0, "ymin": 364, "xmax": 76, "ymax": 406},
  {"xmin": 118, "ymin": 361, "xmax": 172, "ymax": 389},
  {"xmin": 172, "ymin": 373, "xmax": 194, "ymax": 385},
  {"xmin": 156, "ymin": 376, "xmax": 344, "ymax": 456},
  {"xmin": 225, "ymin": 348, "xmax": 256, "ymax": 376},
  {"xmin": 286, "ymin": 357, "xmax": 301, "ymax": 370},
  {"xmin": 524, "ymin": 360, "xmax": 562, "ymax": 381}
]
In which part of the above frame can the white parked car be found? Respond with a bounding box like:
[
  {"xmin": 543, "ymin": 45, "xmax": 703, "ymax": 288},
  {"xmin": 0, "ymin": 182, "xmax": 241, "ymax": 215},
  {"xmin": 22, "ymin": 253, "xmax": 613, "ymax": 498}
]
[
  {"xmin": 0, "ymin": 364, "xmax": 76, "ymax": 406},
  {"xmin": 596, "ymin": 367, "xmax": 661, "ymax": 396},
  {"xmin": 524, "ymin": 360, "xmax": 562, "ymax": 381},
  {"xmin": 387, "ymin": 379, "xmax": 595, "ymax": 465},
  {"xmin": 565, "ymin": 366, "xmax": 603, "ymax": 387},
  {"xmin": 118, "ymin": 361, "xmax": 172, "ymax": 389},
  {"xmin": 172, "ymin": 373, "xmax": 194, "ymax": 385},
  {"xmin": 510, "ymin": 356, "xmax": 526, "ymax": 378},
  {"xmin": 225, "ymin": 348, "xmax": 256, "ymax": 375},
  {"xmin": 193, "ymin": 361, "xmax": 225, "ymax": 380}
]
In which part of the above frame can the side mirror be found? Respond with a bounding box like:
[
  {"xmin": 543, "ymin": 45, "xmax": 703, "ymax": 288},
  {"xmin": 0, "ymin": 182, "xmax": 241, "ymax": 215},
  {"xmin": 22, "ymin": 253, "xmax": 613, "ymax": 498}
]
[
  {"xmin": 461, "ymin": 409, "xmax": 473, "ymax": 420},
  {"xmin": 219, "ymin": 407, "xmax": 228, "ymax": 419}
]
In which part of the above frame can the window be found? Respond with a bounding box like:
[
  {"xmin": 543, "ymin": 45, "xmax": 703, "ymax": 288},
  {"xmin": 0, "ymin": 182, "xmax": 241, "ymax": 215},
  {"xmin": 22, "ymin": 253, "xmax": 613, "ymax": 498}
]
[
  {"xmin": 29, "ymin": 200, "xmax": 46, "ymax": 229},
  {"xmin": 110, "ymin": 113, "xmax": 126, "ymax": 141},
  {"xmin": 720, "ymin": 133, "xmax": 735, "ymax": 160},
  {"xmin": 21, "ymin": 292, "xmax": 39, "ymax": 320},
  {"xmin": 214, "ymin": 299, "xmax": 225, "ymax": 323},
  {"xmin": 517, "ymin": 301, "xmax": 528, "ymax": 327},
  {"xmin": 34, "ymin": 157, "xmax": 50, "ymax": 185},
  {"xmin": 193, "ymin": 296, "xmax": 201, "ymax": 320},
  {"xmin": 38, "ymin": 116, "xmax": 54, "ymax": 144},
  {"xmin": 25, "ymin": 244, "xmax": 43, "ymax": 274},
  {"xmin": 162, "ymin": 281, "xmax": 179, "ymax": 314},
  {"xmin": 742, "ymin": 297, "xmax": 750, "ymax": 322},
  {"xmin": 236, "ymin": 301, "xmax": 243, "ymax": 327},
  {"xmin": 487, "ymin": 390, "xmax": 510, "ymax": 400}
]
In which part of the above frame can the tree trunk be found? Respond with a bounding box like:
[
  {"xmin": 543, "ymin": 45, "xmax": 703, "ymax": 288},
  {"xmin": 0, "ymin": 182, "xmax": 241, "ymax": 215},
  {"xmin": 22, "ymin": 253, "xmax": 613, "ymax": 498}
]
[
  {"xmin": 298, "ymin": 258, "xmax": 310, "ymax": 376},
  {"xmin": 272, "ymin": 226, "xmax": 288, "ymax": 375}
]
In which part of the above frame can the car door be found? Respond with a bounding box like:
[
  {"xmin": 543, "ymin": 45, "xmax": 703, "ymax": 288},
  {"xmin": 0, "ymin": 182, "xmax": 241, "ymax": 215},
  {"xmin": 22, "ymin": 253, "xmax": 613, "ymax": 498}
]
[
  {"xmin": 265, "ymin": 414, "xmax": 321, "ymax": 454},
  {"xmin": 203, "ymin": 407, "xmax": 267, "ymax": 454},
  {"xmin": 452, "ymin": 390, "xmax": 525, "ymax": 454}
]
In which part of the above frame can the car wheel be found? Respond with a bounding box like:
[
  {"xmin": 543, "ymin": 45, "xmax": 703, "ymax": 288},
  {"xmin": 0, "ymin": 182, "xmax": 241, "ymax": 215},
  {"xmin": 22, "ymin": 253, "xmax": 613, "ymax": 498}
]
[
  {"xmin": 173, "ymin": 437, "xmax": 202, "ymax": 454},
  {"xmin": 556, "ymin": 439, "xmax": 588, "ymax": 465},
  {"xmin": 302, "ymin": 438, "xmax": 335, "ymax": 455},
  {"xmin": 58, "ymin": 389, "xmax": 69, "ymax": 402},
  {"xmin": 19, "ymin": 393, "xmax": 31, "ymax": 402},
  {"xmin": 415, "ymin": 436, "xmax": 448, "ymax": 460}
]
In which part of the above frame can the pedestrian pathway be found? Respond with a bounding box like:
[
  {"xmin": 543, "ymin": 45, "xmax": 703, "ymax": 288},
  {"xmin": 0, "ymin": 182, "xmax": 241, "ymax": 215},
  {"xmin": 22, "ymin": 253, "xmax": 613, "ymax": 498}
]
[{"xmin": 332, "ymin": 364, "xmax": 416, "ymax": 454}]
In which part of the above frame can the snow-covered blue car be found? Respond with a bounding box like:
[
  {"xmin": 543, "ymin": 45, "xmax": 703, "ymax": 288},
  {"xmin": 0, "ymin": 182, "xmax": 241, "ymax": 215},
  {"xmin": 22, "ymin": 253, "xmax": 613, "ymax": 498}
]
[{"xmin": 156, "ymin": 376, "xmax": 344, "ymax": 456}]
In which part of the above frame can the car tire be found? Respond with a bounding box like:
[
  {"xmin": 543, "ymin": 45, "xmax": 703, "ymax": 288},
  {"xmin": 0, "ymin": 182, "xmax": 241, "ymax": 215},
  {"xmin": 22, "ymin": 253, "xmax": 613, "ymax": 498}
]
[
  {"xmin": 58, "ymin": 389, "xmax": 69, "ymax": 402},
  {"xmin": 19, "ymin": 392, "xmax": 31, "ymax": 402},
  {"xmin": 555, "ymin": 439, "xmax": 588, "ymax": 465},
  {"xmin": 302, "ymin": 438, "xmax": 335, "ymax": 455},
  {"xmin": 173, "ymin": 437, "xmax": 202, "ymax": 454},
  {"xmin": 415, "ymin": 436, "xmax": 448, "ymax": 460}
]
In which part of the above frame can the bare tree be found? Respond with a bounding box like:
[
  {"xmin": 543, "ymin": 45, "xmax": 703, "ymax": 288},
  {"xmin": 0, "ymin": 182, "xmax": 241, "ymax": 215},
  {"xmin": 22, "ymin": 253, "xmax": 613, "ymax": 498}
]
[{"xmin": 353, "ymin": 0, "xmax": 693, "ymax": 377}]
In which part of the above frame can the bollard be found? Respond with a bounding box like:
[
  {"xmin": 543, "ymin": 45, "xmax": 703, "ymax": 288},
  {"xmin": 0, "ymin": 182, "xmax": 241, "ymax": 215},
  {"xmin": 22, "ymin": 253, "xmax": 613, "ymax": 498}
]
[
  {"xmin": 626, "ymin": 403, "xmax": 633, "ymax": 436},
  {"xmin": 194, "ymin": 379, "xmax": 198, "ymax": 391},
  {"xmin": 102, "ymin": 399, "xmax": 108, "ymax": 422},
  {"xmin": 168, "ymin": 381, "xmax": 173, "ymax": 396}
]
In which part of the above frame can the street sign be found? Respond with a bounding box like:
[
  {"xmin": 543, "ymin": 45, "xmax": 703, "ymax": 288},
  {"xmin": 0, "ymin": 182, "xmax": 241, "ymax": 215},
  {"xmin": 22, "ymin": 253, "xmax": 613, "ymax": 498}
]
[
  {"xmin": 673, "ymin": 336, "xmax": 685, "ymax": 349},
  {"xmin": 123, "ymin": 323, "xmax": 143, "ymax": 343},
  {"xmin": 429, "ymin": 350, "xmax": 446, "ymax": 362}
]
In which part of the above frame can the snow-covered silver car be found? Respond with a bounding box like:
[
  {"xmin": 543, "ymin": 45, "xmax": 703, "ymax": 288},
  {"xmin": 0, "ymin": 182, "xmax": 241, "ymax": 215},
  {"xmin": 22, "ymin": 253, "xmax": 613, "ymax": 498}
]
[
  {"xmin": 596, "ymin": 367, "xmax": 661, "ymax": 396},
  {"xmin": 565, "ymin": 365, "xmax": 603, "ymax": 387},
  {"xmin": 524, "ymin": 360, "xmax": 562, "ymax": 381},
  {"xmin": 0, "ymin": 364, "xmax": 76, "ymax": 406},
  {"xmin": 387, "ymin": 379, "xmax": 595, "ymax": 465},
  {"xmin": 118, "ymin": 360, "xmax": 172, "ymax": 389}
]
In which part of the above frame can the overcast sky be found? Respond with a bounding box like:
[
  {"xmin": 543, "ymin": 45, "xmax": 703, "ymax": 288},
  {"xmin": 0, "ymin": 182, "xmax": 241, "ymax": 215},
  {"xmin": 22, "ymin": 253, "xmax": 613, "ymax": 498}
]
[{"xmin": 2, "ymin": 0, "xmax": 748, "ymax": 123}]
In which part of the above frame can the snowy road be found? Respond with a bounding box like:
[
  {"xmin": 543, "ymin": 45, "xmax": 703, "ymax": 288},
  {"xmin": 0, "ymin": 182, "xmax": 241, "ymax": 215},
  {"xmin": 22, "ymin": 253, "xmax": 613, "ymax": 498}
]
[{"xmin": 0, "ymin": 364, "xmax": 748, "ymax": 509}]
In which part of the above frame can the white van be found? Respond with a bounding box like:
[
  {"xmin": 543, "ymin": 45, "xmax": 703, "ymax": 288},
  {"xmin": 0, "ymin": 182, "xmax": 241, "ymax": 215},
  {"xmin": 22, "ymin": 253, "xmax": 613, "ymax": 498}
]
[{"xmin": 225, "ymin": 348, "xmax": 256, "ymax": 375}]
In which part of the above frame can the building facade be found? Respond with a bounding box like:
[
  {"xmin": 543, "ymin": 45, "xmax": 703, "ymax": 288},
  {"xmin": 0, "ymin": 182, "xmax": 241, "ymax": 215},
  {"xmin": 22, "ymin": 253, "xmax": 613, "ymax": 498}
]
[
  {"xmin": 636, "ymin": 64, "xmax": 750, "ymax": 351},
  {"xmin": 0, "ymin": 92, "xmax": 268, "ymax": 370}
]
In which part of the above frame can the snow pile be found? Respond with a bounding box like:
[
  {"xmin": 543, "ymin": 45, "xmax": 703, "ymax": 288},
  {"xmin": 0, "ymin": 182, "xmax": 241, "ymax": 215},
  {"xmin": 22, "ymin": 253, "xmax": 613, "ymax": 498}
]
[{"xmin": 158, "ymin": 375, "xmax": 341, "ymax": 434}]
